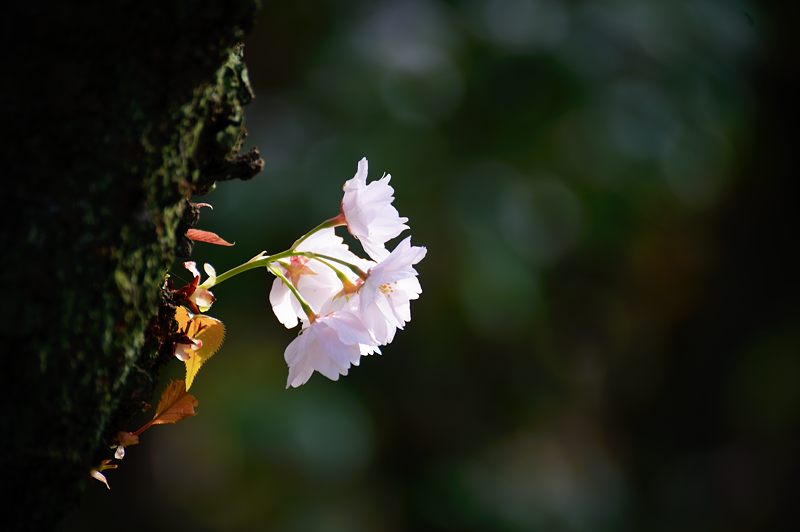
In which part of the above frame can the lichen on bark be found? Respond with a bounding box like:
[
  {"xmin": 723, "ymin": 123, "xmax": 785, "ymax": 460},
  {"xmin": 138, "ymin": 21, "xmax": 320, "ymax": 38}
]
[{"xmin": 0, "ymin": 2, "xmax": 262, "ymax": 530}]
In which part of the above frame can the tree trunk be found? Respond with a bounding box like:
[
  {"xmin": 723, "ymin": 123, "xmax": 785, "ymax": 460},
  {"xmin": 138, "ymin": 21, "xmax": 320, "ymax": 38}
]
[{"xmin": 0, "ymin": 3, "xmax": 262, "ymax": 529}]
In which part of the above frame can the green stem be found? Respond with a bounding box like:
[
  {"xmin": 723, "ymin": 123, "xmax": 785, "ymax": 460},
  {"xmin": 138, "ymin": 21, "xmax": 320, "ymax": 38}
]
[
  {"xmin": 290, "ymin": 213, "xmax": 346, "ymax": 250},
  {"xmin": 303, "ymin": 256, "xmax": 357, "ymax": 290},
  {"xmin": 211, "ymin": 249, "xmax": 294, "ymax": 287},
  {"xmin": 268, "ymin": 264, "xmax": 316, "ymax": 322},
  {"xmin": 206, "ymin": 214, "xmax": 368, "ymax": 290},
  {"xmin": 295, "ymin": 251, "xmax": 369, "ymax": 280},
  {"xmin": 208, "ymin": 215, "xmax": 354, "ymax": 289}
]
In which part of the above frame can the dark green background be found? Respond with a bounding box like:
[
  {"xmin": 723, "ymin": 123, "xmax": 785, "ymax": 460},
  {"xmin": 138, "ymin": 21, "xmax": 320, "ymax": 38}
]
[{"xmin": 64, "ymin": 1, "xmax": 799, "ymax": 531}]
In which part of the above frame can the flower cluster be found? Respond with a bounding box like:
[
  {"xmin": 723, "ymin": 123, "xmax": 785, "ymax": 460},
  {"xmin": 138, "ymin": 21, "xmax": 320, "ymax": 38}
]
[
  {"xmin": 92, "ymin": 158, "xmax": 423, "ymax": 489},
  {"xmin": 169, "ymin": 157, "xmax": 424, "ymax": 389},
  {"xmin": 270, "ymin": 158, "xmax": 426, "ymax": 387},
  {"xmin": 170, "ymin": 157, "xmax": 425, "ymax": 389}
]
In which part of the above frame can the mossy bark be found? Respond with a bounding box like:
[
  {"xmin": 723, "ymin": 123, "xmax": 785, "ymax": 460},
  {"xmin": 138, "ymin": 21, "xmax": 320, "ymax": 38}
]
[{"xmin": 0, "ymin": 3, "xmax": 262, "ymax": 529}]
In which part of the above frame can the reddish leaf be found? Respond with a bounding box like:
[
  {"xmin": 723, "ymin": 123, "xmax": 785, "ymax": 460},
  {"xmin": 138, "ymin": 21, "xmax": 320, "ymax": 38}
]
[
  {"xmin": 171, "ymin": 274, "xmax": 199, "ymax": 302},
  {"xmin": 151, "ymin": 379, "xmax": 199, "ymax": 426},
  {"xmin": 114, "ymin": 431, "xmax": 140, "ymax": 448},
  {"xmin": 185, "ymin": 228, "xmax": 234, "ymax": 246}
]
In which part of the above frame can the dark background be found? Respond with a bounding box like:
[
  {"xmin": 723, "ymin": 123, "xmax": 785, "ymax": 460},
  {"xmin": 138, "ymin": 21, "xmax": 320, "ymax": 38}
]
[{"xmin": 64, "ymin": 1, "xmax": 799, "ymax": 531}]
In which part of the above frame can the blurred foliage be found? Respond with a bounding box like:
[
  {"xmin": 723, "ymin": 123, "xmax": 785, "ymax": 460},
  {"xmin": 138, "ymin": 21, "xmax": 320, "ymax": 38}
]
[{"xmin": 64, "ymin": 1, "xmax": 800, "ymax": 531}]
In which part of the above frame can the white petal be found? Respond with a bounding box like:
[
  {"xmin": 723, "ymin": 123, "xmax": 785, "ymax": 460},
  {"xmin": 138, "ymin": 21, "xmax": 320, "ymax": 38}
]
[
  {"xmin": 174, "ymin": 342, "xmax": 194, "ymax": 361},
  {"xmin": 183, "ymin": 261, "xmax": 201, "ymax": 279},
  {"xmin": 286, "ymin": 354, "xmax": 314, "ymax": 388},
  {"xmin": 361, "ymin": 240, "xmax": 390, "ymax": 262},
  {"xmin": 346, "ymin": 157, "xmax": 368, "ymax": 187},
  {"xmin": 193, "ymin": 288, "xmax": 215, "ymax": 312},
  {"xmin": 270, "ymin": 277, "xmax": 300, "ymax": 329},
  {"xmin": 202, "ymin": 263, "xmax": 217, "ymax": 285},
  {"xmin": 360, "ymin": 344, "xmax": 381, "ymax": 357},
  {"xmin": 295, "ymin": 266, "xmax": 343, "ymax": 314},
  {"xmin": 330, "ymin": 311, "xmax": 374, "ymax": 346},
  {"xmin": 283, "ymin": 312, "xmax": 375, "ymax": 386},
  {"xmin": 90, "ymin": 469, "xmax": 111, "ymax": 490},
  {"xmin": 376, "ymin": 294, "xmax": 404, "ymax": 329},
  {"xmin": 362, "ymin": 303, "xmax": 396, "ymax": 345}
]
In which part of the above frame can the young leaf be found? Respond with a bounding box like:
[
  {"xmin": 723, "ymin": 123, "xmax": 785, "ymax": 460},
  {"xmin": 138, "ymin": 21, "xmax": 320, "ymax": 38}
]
[
  {"xmin": 175, "ymin": 305, "xmax": 192, "ymax": 332},
  {"xmin": 185, "ymin": 228, "xmax": 234, "ymax": 246},
  {"xmin": 151, "ymin": 379, "xmax": 199, "ymax": 426},
  {"xmin": 184, "ymin": 316, "xmax": 225, "ymax": 390},
  {"xmin": 171, "ymin": 274, "xmax": 199, "ymax": 306}
]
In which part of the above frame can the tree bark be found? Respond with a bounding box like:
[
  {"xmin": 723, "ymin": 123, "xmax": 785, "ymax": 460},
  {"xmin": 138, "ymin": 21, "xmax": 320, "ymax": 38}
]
[{"xmin": 0, "ymin": 3, "xmax": 262, "ymax": 529}]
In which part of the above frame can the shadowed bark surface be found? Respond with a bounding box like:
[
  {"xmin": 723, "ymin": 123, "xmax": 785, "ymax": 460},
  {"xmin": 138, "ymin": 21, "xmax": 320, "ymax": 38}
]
[{"xmin": 0, "ymin": 2, "xmax": 262, "ymax": 529}]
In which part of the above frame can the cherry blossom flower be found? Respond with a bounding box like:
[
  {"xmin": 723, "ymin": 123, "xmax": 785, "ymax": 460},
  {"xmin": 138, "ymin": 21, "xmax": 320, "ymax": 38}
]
[
  {"xmin": 284, "ymin": 310, "xmax": 379, "ymax": 388},
  {"xmin": 164, "ymin": 156, "xmax": 424, "ymax": 389},
  {"xmin": 270, "ymin": 228, "xmax": 370, "ymax": 328},
  {"xmin": 184, "ymin": 261, "xmax": 217, "ymax": 312},
  {"xmin": 341, "ymin": 157, "xmax": 409, "ymax": 261},
  {"xmin": 174, "ymin": 337, "xmax": 202, "ymax": 362},
  {"xmin": 358, "ymin": 237, "xmax": 426, "ymax": 345}
]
